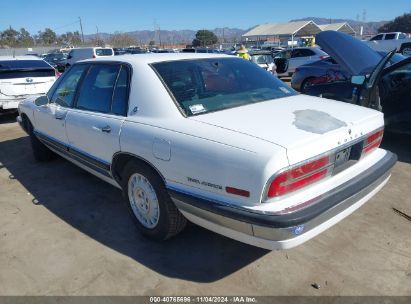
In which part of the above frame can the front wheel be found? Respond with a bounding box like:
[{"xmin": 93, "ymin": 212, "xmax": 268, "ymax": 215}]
[
  {"xmin": 401, "ymin": 46, "xmax": 411, "ymax": 56},
  {"xmin": 122, "ymin": 161, "xmax": 186, "ymax": 240},
  {"xmin": 26, "ymin": 120, "xmax": 55, "ymax": 162}
]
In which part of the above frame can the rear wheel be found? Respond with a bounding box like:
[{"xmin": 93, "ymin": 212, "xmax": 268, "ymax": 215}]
[
  {"xmin": 301, "ymin": 77, "xmax": 315, "ymax": 93},
  {"xmin": 122, "ymin": 160, "xmax": 186, "ymax": 240},
  {"xmin": 26, "ymin": 119, "xmax": 55, "ymax": 162}
]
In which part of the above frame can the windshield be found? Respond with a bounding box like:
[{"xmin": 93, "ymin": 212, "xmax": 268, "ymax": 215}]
[
  {"xmin": 152, "ymin": 58, "xmax": 296, "ymax": 116},
  {"xmin": 251, "ymin": 54, "xmax": 273, "ymax": 64},
  {"xmin": 95, "ymin": 48, "xmax": 113, "ymax": 56}
]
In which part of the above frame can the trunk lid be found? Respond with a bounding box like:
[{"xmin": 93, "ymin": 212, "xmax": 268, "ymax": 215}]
[{"xmin": 190, "ymin": 94, "xmax": 383, "ymax": 165}]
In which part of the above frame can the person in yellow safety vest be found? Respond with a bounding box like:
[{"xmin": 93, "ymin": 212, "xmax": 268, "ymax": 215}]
[{"xmin": 236, "ymin": 45, "xmax": 251, "ymax": 60}]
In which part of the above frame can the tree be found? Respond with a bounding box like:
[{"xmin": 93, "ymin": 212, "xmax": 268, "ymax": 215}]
[
  {"xmin": 38, "ymin": 28, "xmax": 57, "ymax": 45},
  {"xmin": 0, "ymin": 26, "xmax": 19, "ymax": 47},
  {"xmin": 17, "ymin": 28, "xmax": 34, "ymax": 47},
  {"xmin": 192, "ymin": 30, "xmax": 218, "ymax": 47},
  {"xmin": 378, "ymin": 13, "xmax": 411, "ymax": 33},
  {"xmin": 108, "ymin": 32, "xmax": 137, "ymax": 47},
  {"xmin": 59, "ymin": 31, "xmax": 81, "ymax": 46}
]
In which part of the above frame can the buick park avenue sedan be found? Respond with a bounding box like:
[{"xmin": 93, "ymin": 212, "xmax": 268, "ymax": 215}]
[{"xmin": 17, "ymin": 53, "xmax": 396, "ymax": 250}]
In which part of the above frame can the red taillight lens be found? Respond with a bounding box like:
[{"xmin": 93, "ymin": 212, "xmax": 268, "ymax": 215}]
[
  {"xmin": 320, "ymin": 55, "xmax": 329, "ymax": 60},
  {"xmin": 93, "ymin": 54, "xmax": 96, "ymax": 58},
  {"xmin": 267, "ymin": 155, "xmax": 331, "ymax": 198},
  {"xmin": 55, "ymin": 70, "xmax": 61, "ymax": 77},
  {"xmin": 226, "ymin": 187, "xmax": 250, "ymax": 198},
  {"xmin": 363, "ymin": 129, "xmax": 384, "ymax": 155}
]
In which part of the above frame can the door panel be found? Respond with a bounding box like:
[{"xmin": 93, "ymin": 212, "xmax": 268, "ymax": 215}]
[
  {"xmin": 65, "ymin": 110, "xmax": 124, "ymax": 165},
  {"xmin": 33, "ymin": 64, "xmax": 89, "ymax": 147}
]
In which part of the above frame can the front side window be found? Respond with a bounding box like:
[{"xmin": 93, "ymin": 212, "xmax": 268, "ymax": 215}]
[
  {"xmin": 50, "ymin": 64, "xmax": 88, "ymax": 107},
  {"xmin": 152, "ymin": 58, "xmax": 297, "ymax": 116},
  {"xmin": 76, "ymin": 64, "xmax": 120, "ymax": 113}
]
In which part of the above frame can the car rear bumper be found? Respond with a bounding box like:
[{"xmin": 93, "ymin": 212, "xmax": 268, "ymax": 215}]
[
  {"xmin": 169, "ymin": 151, "xmax": 397, "ymax": 250},
  {"xmin": 0, "ymin": 100, "xmax": 21, "ymax": 110}
]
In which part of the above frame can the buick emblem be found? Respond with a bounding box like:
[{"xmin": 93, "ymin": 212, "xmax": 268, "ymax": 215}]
[{"xmin": 26, "ymin": 78, "xmax": 33, "ymax": 83}]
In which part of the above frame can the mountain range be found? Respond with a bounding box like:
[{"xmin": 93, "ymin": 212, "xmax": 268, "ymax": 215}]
[{"xmin": 85, "ymin": 17, "xmax": 387, "ymax": 45}]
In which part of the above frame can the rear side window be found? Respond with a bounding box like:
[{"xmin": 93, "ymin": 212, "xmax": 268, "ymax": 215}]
[
  {"xmin": 50, "ymin": 64, "xmax": 88, "ymax": 107},
  {"xmin": 111, "ymin": 66, "xmax": 129, "ymax": 115},
  {"xmin": 76, "ymin": 65, "xmax": 120, "ymax": 113},
  {"xmin": 95, "ymin": 49, "xmax": 113, "ymax": 56},
  {"xmin": 292, "ymin": 49, "xmax": 315, "ymax": 58},
  {"xmin": 0, "ymin": 60, "xmax": 54, "ymax": 79},
  {"xmin": 385, "ymin": 34, "xmax": 396, "ymax": 40},
  {"xmin": 399, "ymin": 33, "xmax": 406, "ymax": 39}
]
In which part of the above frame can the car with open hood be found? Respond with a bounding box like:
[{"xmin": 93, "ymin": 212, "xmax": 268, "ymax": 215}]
[
  {"xmin": 304, "ymin": 31, "xmax": 411, "ymax": 134},
  {"xmin": 16, "ymin": 53, "xmax": 396, "ymax": 250}
]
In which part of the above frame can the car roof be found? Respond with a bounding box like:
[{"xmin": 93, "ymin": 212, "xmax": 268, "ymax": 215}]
[
  {"xmin": 85, "ymin": 53, "xmax": 231, "ymax": 64},
  {"xmin": 0, "ymin": 56, "xmax": 42, "ymax": 61}
]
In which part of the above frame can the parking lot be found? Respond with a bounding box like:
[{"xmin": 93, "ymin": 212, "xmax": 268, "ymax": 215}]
[{"xmin": 0, "ymin": 112, "xmax": 410, "ymax": 296}]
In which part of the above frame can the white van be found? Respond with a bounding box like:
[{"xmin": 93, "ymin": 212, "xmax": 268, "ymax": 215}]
[{"xmin": 65, "ymin": 47, "xmax": 114, "ymax": 67}]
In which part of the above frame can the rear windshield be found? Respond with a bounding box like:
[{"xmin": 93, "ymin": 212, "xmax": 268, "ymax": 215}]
[
  {"xmin": 95, "ymin": 49, "xmax": 113, "ymax": 56},
  {"xmin": 152, "ymin": 58, "xmax": 296, "ymax": 116},
  {"xmin": 0, "ymin": 60, "xmax": 54, "ymax": 79}
]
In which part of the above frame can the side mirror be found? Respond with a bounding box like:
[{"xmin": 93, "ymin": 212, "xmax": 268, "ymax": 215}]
[
  {"xmin": 351, "ymin": 75, "xmax": 366, "ymax": 85},
  {"xmin": 34, "ymin": 95, "xmax": 49, "ymax": 106}
]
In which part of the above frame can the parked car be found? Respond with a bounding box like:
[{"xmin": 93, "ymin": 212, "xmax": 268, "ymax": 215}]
[
  {"xmin": 249, "ymin": 50, "xmax": 277, "ymax": 75},
  {"xmin": 274, "ymin": 47, "xmax": 328, "ymax": 77},
  {"xmin": 17, "ymin": 54, "xmax": 396, "ymax": 250},
  {"xmin": 364, "ymin": 32, "xmax": 411, "ymax": 56},
  {"xmin": 304, "ymin": 31, "xmax": 411, "ymax": 134},
  {"xmin": 43, "ymin": 52, "xmax": 67, "ymax": 73},
  {"xmin": 65, "ymin": 47, "xmax": 114, "ymax": 68},
  {"xmin": 292, "ymin": 52, "xmax": 406, "ymax": 93},
  {"xmin": 0, "ymin": 56, "xmax": 57, "ymax": 112}
]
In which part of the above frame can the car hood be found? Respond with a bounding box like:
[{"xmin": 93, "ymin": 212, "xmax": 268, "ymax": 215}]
[
  {"xmin": 316, "ymin": 31, "xmax": 382, "ymax": 76},
  {"xmin": 190, "ymin": 94, "xmax": 383, "ymax": 164}
]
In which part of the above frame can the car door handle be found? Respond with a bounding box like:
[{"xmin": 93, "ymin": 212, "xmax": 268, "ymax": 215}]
[
  {"xmin": 55, "ymin": 112, "xmax": 66, "ymax": 120},
  {"xmin": 92, "ymin": 125, "xmax": 111, "ymax": 133}
]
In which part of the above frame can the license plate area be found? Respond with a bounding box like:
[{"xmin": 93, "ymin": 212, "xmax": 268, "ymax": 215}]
[{"xmin": 333, "ymin": 146, "xmax": 352, "ymax": 174}]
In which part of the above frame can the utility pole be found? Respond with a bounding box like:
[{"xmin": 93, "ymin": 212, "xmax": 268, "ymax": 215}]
[{"xmin": 79, "ymin": 16, "xmax": 84, "ymax": 44}]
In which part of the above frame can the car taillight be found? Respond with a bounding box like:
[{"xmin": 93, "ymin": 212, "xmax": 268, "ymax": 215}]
[
  {"xmin": 363, "ymin": 128, "xmax": 384, "ymax": 155},
  {"xmin": 55, "ymin": 70, "xmax": 61, "ymax": 77},
  {"xmin": 267, "ymin": 155, "xmax": 332, "ymax": 198},
  {"xmin": 320, "ymin": 55, "xmax": 329, "ymax": 60},
  {"xmin": 93, "ymin": 55, "xmax": 96, "ymax": 58}
]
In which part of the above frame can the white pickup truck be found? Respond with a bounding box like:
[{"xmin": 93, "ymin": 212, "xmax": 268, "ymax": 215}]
[{"xmin": 364, "ymin": 32, "xmax": 411, "ymax": 56}]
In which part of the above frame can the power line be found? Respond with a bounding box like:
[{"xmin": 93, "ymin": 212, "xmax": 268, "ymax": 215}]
[{"xmin": 53, "ymin": 20, "xmax": 79, "ymax": 31}]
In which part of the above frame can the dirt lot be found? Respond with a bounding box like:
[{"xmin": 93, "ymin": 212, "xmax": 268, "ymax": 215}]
[{"xmin": 0, "ymin": 112, "xmax": 410, "ymax": 296}]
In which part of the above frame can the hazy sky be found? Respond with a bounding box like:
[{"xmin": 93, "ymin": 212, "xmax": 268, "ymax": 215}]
[{"xmin": 1, "ymin": 0, "xmax": 410, "ymax": 34}]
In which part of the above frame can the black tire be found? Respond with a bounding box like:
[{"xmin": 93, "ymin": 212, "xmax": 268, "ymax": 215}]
[
  {"xmin": 301, "ymin": 77, "xmax": 315, "ymax": 93},
  {"xmin": 400, "ymin": 44, "xmax": 411, "ymax": 56},
  {"xmin": 26, "ymin": 120, "xmax": 55, "ymax": 162},
  {"xmin": 121, "ymin": 160, "xmax": 186, "ymax": 240}
]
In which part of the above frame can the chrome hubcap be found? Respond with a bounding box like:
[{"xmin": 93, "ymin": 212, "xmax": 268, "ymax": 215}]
[{"xmin": 128, "ymin": 173, "xmax": 160, "ymax": 229}]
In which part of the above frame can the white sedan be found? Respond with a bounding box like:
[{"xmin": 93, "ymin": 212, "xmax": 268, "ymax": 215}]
[
  {"xmin": 17, "ymin": 53, "xmax": 396, "ymax": 250},
  {"xmin": 0, "ymin": 56, "xmax": 57, "ymax": 112}
]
